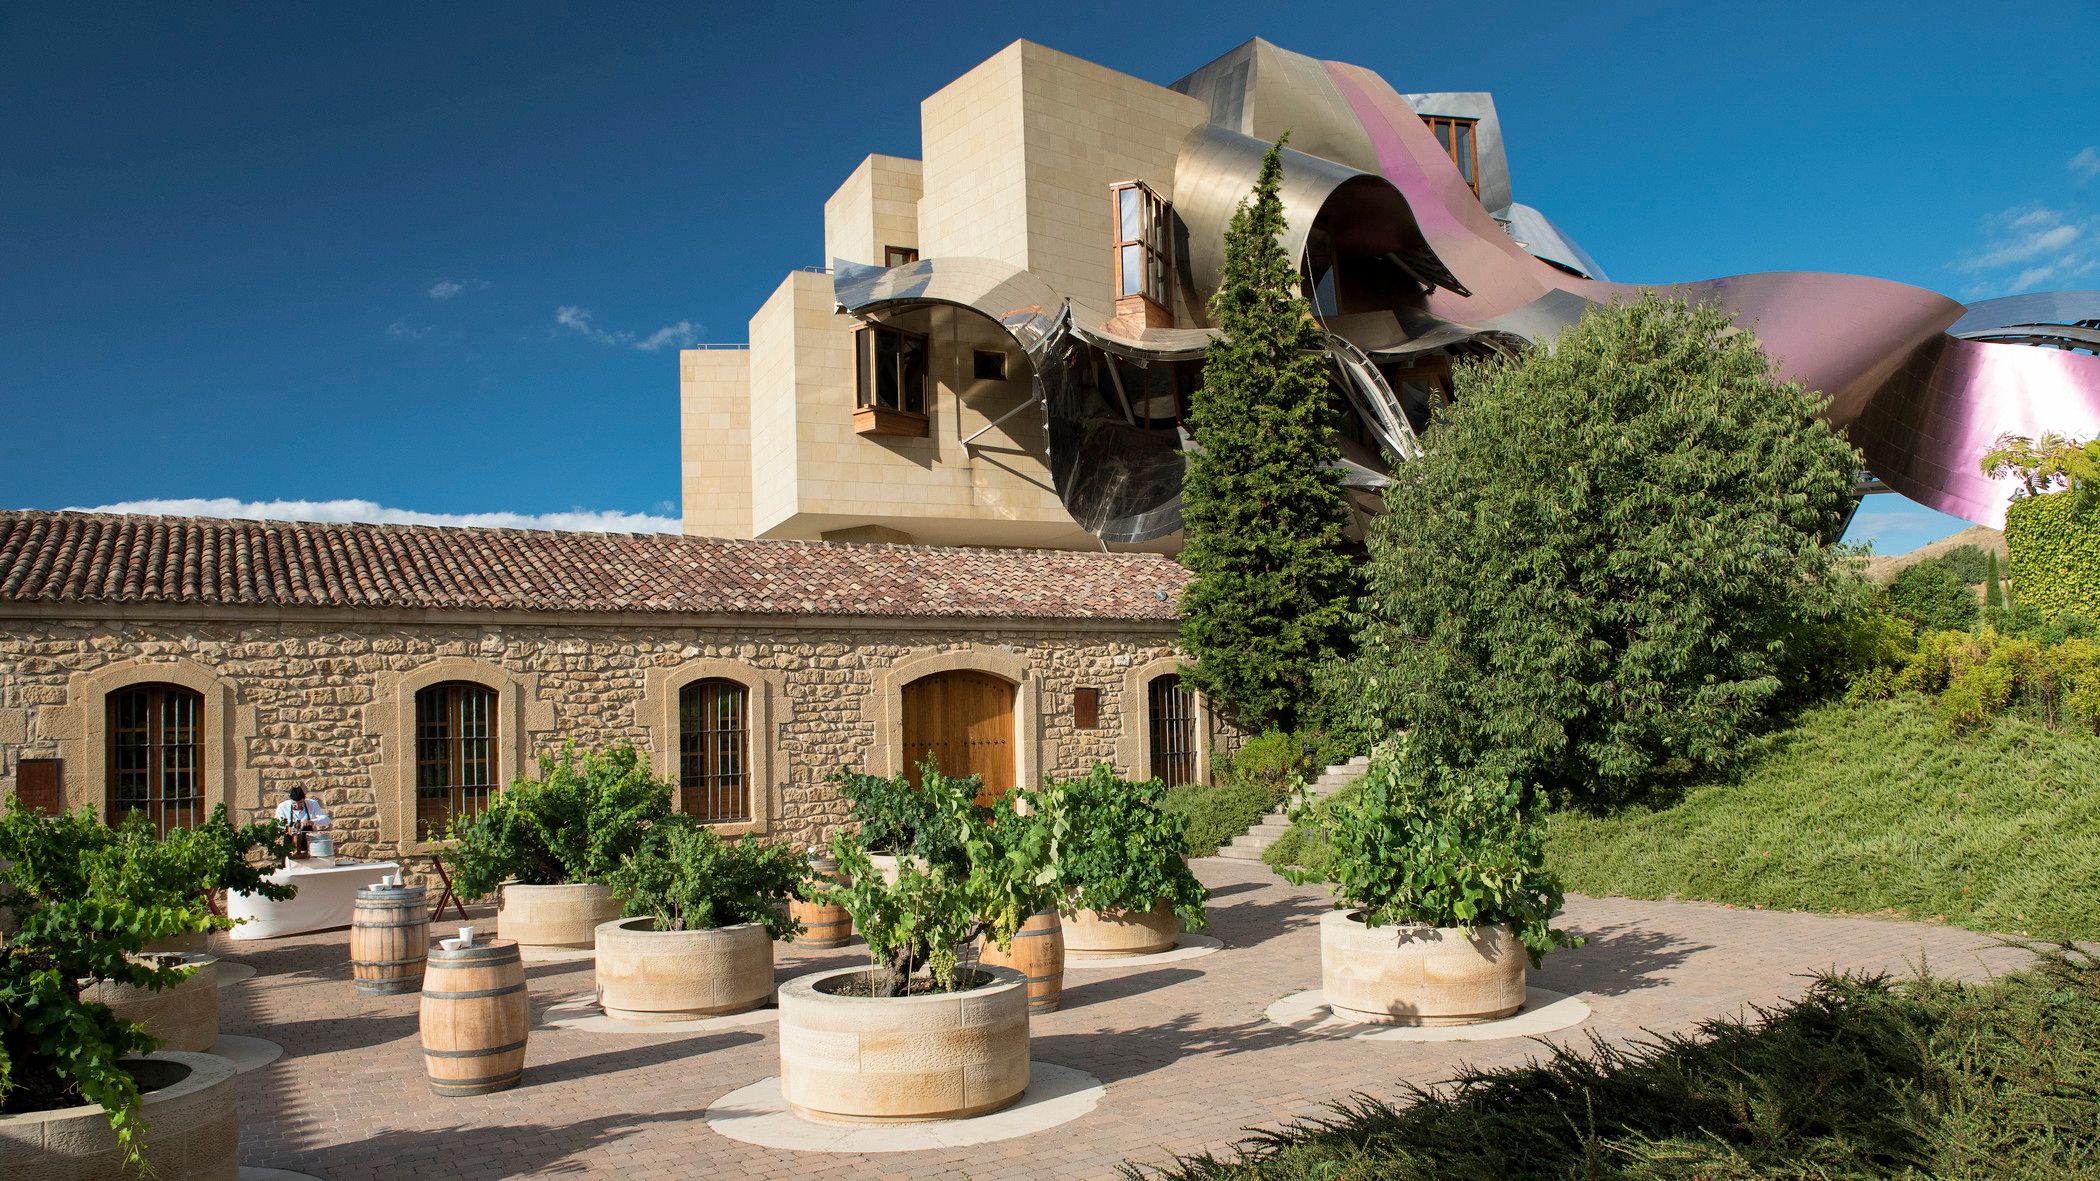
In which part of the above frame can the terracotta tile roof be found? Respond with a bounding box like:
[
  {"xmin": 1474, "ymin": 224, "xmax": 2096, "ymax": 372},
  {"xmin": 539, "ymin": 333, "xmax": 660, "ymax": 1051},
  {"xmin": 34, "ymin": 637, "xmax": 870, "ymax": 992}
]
[{"xmin": 0, "ymin": 511, "xmax": 1187, "ymax": 622}]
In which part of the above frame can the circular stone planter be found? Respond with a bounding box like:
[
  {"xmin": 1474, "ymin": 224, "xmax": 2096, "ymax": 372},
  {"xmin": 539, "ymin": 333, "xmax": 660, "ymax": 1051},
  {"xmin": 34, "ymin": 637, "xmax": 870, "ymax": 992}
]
[
  {"xmin": 146, "ymin": 930, "xmax": 213, "ymax": 956},
  {"xmin": 498, "ymin": 882, "xmax": 622, "ymax": 949},
  {"xmin": 83, "ymin": 954, "xmax": 220, "ymax": 1052},
  {"xmin": 0, "ymin": 1050, "xmax": 239, "ymax": 1180},
  {"xmin": 1319, "ymin": 909, "xmax": 1526, "ymax": 1026},
  {"xmin": 1061, "ymin": 900, "xmax": 1178, "ymax": 959},
  {"xmin": 778, "ymin": 965, "xmax": 1030, "ymax": 1124},
  {"xmin": 594, "ymin": 917, "xmax": 774, "ymax": 1021}
]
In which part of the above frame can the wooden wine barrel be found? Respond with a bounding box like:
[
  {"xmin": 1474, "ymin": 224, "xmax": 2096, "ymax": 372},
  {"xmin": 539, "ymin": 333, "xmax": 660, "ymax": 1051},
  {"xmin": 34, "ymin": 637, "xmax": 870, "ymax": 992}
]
[
  {"xmin": 419, "ymin": 939, "xmax": 528, "ymax": 1096},
  {"xmin": 980, "ymin": 908, "xmax": 1064, "ymax": 1013},
  {"xmin": 788, "ymin": 897, "xmax": 852, "ymax": 948},
  {"xmin": 351, "ymin": 884, "xmax": 430, "ymax": 996}
]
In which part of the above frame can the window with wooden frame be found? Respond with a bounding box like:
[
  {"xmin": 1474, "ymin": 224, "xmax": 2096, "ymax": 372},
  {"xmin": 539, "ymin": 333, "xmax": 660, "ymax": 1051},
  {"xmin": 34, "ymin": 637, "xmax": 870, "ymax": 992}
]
[
  {"xmin": 1110, "ymin": 180, "xmax": 1174, "ymax": 323},
  {"xmin": 1146, "ymin": 673, "xmax": 1199, "ymax": 788},
  {"xmin": 854, "ymin": 322, "xmax": 929, "ymax": 437},
  {"xmin": 678, "ymin": 678, "xmax": 750, "ymax": 824},
  {"xmin": 884, "ymin": 245, "xmax": 919, "ymax": 268},
  {"xmin": 1421, "ymin": 115, "xmax": 1480, "ymax": 195},
  {"xmin": 106, "ymin": 684, "xmax": 203, "ymax": 836},
  {"xmin": 414, "ymin": 681, "xmax": 498, "ymax": 840}
]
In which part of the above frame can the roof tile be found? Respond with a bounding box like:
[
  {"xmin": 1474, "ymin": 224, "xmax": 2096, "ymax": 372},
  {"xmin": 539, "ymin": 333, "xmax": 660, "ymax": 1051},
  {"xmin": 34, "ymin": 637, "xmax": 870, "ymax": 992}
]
[{"xmin": 0, "ymin": 511, "xmax": 1187, "ymax": 623}]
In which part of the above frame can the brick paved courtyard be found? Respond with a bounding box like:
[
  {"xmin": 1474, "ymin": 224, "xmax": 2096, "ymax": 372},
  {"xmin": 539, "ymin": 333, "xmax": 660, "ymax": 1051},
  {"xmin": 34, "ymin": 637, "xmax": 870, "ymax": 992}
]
[{"xmin": 222, "ymin": 857, "xmax": 2029, "ymax": 1180}]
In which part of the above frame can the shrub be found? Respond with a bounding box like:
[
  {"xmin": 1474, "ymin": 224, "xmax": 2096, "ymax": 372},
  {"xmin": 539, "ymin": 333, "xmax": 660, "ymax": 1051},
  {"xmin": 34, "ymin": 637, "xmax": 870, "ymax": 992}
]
[
  {"xmin": 822, "ymin": 777, "xmax": 1059, "ymax": 994},
  {"xmin": 1934, "ymin": 543, "xmax": 1992, "ymax": 584},
  {"xmin": 1888, "ymin": 559, "xmax": 1979, "ymax": 632},
  {"xmin": 1284, "ymin": 747, "xmax": 1577, "ymax": 965},
  {"xmin": 445, "ymin": 742, "xmax": 673, "ymax": 902},
  {"xmin": 1214, "ymin": 730, "xmax": 1311, "ymax": 796},
  {"xmin": 1048, "ymin": 763, "xmax": 1209, "ymax": 928},
  {"xmin": 0, "ymin": 804, "xmax": 223, "ymax": 1168},
  {"xmin": 1162, "ymin": 780, "xmax": 1287, "ymax": 857},
  {"xmin": 827, "ymin": 759, "xmax": 983, "ymax": 871},
  {"xmin": 1344, "ymin": 295, "xmax": 1861, "ymax": 811},
  {"xmin": 607, "ymin": 819, "xmax": 807, "ymax": 937}
]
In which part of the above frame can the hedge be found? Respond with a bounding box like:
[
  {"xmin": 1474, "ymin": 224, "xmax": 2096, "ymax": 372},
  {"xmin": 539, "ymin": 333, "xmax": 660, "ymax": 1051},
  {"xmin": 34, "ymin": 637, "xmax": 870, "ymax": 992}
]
[{"xmin": 2005, "ymin": 491, "xmax": 2100, "ymax": 620}]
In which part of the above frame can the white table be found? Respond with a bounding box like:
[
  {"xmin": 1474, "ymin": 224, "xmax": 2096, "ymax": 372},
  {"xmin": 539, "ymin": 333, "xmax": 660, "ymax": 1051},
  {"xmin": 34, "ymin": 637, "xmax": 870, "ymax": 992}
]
[{"xmin": 227, "ymin": 858, "xmax": 403, "ymax": 940}]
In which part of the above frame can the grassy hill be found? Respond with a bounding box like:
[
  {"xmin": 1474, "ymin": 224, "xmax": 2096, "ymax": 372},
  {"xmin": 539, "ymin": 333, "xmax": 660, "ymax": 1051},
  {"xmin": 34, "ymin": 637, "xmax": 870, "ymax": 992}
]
[{"xmin": 1543, "ymin": 695, "xmax": 2100, "ymax": 941}]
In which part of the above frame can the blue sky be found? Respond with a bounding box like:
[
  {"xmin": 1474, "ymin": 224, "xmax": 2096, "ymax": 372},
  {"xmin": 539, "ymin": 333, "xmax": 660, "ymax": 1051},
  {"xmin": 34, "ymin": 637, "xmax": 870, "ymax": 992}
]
[{"xmin": 2, "ymin": 2, "xmax": 2094, "ymax": 554}]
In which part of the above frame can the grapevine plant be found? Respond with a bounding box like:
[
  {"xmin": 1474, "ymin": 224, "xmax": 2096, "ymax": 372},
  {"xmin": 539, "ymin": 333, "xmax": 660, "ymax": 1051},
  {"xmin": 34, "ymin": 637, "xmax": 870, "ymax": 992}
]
[
  {"xmin": 0, "ymin": 803, "xmax": 239, "ymax": 1170},
  {"xmin": 1048, "ymin": 763, "xmax": 1208, "ymax": 929},
  {"xmin": 821, "ymin": 759, "xmax": 1062, "ymax": 995},
  {"xmin": 444, "ymin": 742, "xmax": 673, "ymax": 902},
  {"xmin": 606, "ymin": 818, "xmax": 808, "ymax": 937},
  {"xmin": 1286, "ymin": 744, "xmax": 1580, "ymax": 967}
]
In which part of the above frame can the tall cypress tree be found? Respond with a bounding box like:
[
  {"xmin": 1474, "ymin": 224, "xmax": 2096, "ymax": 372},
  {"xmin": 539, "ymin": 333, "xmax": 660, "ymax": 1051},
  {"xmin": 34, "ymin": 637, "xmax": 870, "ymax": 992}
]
[
  {"xmin": 1985, "ymin": 549, "xmax": 2005, "ymax": 608},
  {"xmin": 1177, "ymin": 134, "xmax": 1355, "ymax": 732}
]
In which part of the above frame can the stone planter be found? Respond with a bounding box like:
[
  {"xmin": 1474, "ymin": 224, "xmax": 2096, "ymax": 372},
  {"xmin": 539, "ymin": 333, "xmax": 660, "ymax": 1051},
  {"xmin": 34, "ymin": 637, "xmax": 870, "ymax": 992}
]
[
  {"xmin": 146, "ymin": 930, "xmax": 213, "ymax": 956},
  {"xmin": 83, "ymin": 954, "xmax": 220, "ymax": 1052},
  {"xmin": 1319, "ymin": 909, "xmax": 1525, "ymax": 1025},
  {"xmin": 0, "ymin": 1050, "xmax": 239, "ymax": 1179},
  {"xmin": 864, "ymin": 853, "xmax": 926, "ymax": 886},
  {"xmin": 778, "ymin": 965, "xmax": 1029, "ymax": 1123},
  {"xmin": 1061, "ymin": 900, "xmax": 1178, "ymax": 958},
  {"xmin": 594, "ymin": 917, "xmax": 774, "ymax": 1021},
  {"xmin": 498, "ymin": 882, "xmax": 622, "ymax": 949}
]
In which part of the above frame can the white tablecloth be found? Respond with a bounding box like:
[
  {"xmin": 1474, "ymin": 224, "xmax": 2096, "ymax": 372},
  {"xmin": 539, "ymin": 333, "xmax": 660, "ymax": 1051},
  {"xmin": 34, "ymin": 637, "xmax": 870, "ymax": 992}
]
[{"xmin": 226, "ymin": 859, "xmax": 403, "ymax": 940}]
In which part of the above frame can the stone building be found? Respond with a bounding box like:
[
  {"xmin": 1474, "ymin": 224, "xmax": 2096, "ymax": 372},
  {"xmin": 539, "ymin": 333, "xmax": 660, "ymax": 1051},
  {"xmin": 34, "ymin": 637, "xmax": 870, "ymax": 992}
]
[{"xmin": 0, "ymin": 511, "xmax": 1221, "ymax": 864}]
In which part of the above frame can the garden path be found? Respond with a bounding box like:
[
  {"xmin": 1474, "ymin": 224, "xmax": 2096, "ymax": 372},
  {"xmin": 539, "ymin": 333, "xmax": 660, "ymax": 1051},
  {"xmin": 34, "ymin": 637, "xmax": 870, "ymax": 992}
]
[{"xmin": 227, "ymin": 858, "xmax": 2029, "ymax": 1180}]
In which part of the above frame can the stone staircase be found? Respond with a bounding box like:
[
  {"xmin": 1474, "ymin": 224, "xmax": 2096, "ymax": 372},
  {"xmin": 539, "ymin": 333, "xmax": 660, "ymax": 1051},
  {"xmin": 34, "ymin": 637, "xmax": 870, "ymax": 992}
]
[{"xmin": 1216, "ymin": 754, "xmax": 1369, "ymax": 861}]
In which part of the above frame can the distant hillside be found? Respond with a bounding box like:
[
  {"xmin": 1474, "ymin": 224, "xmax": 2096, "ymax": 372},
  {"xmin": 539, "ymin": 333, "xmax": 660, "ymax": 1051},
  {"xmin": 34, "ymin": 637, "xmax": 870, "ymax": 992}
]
[{"xmin": 1863, "ymin": 524, "xmax": 2005, "ymax": 585}]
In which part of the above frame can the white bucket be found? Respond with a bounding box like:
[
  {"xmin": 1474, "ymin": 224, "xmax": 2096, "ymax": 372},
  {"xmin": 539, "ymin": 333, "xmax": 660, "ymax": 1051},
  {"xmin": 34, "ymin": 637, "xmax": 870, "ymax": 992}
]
[{"xmin": 306, "ymin": 833, "xmax": 335, "ymax": 859}]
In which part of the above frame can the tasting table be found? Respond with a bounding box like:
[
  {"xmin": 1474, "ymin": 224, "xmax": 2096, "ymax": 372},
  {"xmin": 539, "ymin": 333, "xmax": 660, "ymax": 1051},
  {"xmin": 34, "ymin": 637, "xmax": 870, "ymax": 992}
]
[{"xmin": 226, "ymin": 857, "xmax": 403, "ymax": 940}]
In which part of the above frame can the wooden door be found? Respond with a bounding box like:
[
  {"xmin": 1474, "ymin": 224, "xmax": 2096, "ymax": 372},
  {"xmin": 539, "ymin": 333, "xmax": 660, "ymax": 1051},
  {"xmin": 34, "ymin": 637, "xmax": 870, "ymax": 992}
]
[{"xmin": 900, "ymin": 671, "xmax": 1016, "ymax": 805}]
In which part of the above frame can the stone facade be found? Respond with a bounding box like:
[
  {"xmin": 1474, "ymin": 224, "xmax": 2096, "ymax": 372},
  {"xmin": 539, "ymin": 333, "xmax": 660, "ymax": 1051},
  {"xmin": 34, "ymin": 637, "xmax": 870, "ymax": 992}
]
[{"xmin": 0, "ymin": 605, "xmax": 1213, "ymax": 871}]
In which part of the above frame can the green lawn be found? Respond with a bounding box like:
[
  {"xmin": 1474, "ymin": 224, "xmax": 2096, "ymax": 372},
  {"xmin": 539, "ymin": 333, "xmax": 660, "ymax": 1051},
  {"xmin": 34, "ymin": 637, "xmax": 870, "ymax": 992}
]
[{"xmin": 1543, "ymin": 695, "xmax": 2100, "ymax": 942}]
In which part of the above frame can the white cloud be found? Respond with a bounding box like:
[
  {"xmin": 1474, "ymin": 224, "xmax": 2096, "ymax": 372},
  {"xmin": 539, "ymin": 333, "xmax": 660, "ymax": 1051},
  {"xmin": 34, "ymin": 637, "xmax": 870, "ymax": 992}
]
[
  {"xmin": 1955, "ymin": 204, "xmax": 2097, "ymax": 295},
  {"xmin": 554, "ymin": 305, "xmax": 706, "ymax": 352},
  {"xmin": 428, "ymin": 279, "xmax": 488, "ymax": 299},
  {"xmin": 65, "ymin": 497, "xmax": 680, "ymax": 534},
  {"xmin": 385, "ymin": 318, "xmax": 432, "ymax": 340},
  {"xmin": 2071, "ymin": 147, "xmax": 2100, "ymax": 182}
]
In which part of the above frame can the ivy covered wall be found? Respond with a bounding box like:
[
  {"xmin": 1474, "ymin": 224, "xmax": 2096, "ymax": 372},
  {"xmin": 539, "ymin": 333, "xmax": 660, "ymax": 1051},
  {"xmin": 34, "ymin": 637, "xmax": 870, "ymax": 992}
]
[{"xmin": 2004, "ymin": 491, "xmax": 2100, "ymax": 619}]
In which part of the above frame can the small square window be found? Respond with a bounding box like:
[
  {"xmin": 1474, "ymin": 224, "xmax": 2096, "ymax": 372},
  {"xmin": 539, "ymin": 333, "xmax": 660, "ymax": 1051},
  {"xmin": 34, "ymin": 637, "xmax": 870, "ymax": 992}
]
[
  {"xmin": 1073, "ymin": 688, "xmax": 1101, "ymax": 730},
  {"xmin": 884, "ymin": 245, "xmax": 919, "ymax": 268},
  {"xmin": 973, "ymin": 349, "xmax": 1008, "ymax": 382}
]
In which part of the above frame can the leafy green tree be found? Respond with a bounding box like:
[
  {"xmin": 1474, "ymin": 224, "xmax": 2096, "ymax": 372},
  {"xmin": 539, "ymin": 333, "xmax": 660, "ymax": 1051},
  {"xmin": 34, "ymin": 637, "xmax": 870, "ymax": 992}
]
[
  {"xmin": 1178, "ymin": 133, "xmax": 1356, "ymax": 732},
  {"xmin": 1346, "ymin": 295, "xmax": 1861, "ymax": 810},
  {"xmin": 1935, "ymin": 544, "xmax": 1991, "ymax": 585}
]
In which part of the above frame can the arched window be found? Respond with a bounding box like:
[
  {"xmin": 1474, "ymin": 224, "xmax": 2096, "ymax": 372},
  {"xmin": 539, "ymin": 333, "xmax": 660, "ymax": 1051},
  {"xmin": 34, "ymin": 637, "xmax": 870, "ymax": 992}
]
[
  {"xmin": 106, "ymin": 683, "xmax": 204, "ymax": 835},
  {"xmin": 415, "ymin": 681, "xmax": 498, "ymax": 839},
  {"xmin": 1147, "ymin": 673, "xmax": 1199, "ymax": 788},
  {"xmin": 679, "ymin": 678, "xmax": 750, "ymax": 823}
]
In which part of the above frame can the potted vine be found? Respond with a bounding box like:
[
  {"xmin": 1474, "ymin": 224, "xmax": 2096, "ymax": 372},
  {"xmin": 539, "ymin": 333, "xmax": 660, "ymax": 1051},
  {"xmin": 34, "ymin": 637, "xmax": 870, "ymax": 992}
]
[
  {"xmin": 1050, "ymin": 763, "xmax": 1208, "ymax": 958},
  {"xmin": 827, "ymin": 761, "xmax": 967, "ymax": 883},
  {"xmin": 595, "ymin": 819, "xmax": 808, "ymax": 1021},
  {"xmin": 1290, "ymin": 746, "xmax": 1580, "ymax": 1025},
  {"xmin": 148, "ymin": 803, "xmax": 300, "ymax": 954},
  {"xmin": 446, "ymin": 742, "xmax": 672, "ymax": 949},
  {"xmin": 778, "ymin": 771, "xmax": 1057, "ymax": 1123},
  {"xmin": 0, "ymin": 801, "xmax": 242, "ymax": 1178}
]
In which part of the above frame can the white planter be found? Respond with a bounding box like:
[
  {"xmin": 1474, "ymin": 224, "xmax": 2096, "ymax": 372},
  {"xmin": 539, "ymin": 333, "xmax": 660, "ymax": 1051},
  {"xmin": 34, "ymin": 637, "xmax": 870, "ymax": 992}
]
[
  {"xmin": 82, "ymin": 954, "xmax": 220, "ymax": 1052},
  {"xmin": 0, "ymin": 1050, "xmax": 239, "ymax": 1180},
  {"xmin": 1319, "ymin": 909, "xmax": 1525, "ymax": 1026},
  {"xmin": 1061, "ymin": 900, "xmax": 1178, "ymax": 958},
  {"xmin": 594, "ymin": 917, "xmax": 774, "ymax": 1021},
  {"xmin": 498, "ymin": 882, "xmax": 621, "ymax": 949},
  {"xmin": 778, "ymin": 965, "xmax": 1029, "ymax": 1123}
]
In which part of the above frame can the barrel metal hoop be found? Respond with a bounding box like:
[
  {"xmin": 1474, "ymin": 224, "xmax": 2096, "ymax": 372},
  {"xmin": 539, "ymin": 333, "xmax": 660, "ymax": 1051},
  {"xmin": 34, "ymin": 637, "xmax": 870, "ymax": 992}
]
[
  {"xmin": 421, "ymin": 983, "xmax": 527, "ymax": 1000},
  {"xmin": 422, "ymin": 1038, "xmax": 529, "ymax": 1059},
  {"xmin": 351, "ymin": 919, "xmax": 431, "ymax": 929},
  {"xmin": 353, "ymin": 956, "xmax": 431, "ymax": 967}
]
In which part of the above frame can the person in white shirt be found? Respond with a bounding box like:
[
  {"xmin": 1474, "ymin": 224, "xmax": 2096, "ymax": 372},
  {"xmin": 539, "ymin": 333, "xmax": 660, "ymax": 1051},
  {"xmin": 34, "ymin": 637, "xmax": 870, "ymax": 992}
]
[{"xmin": 274, "ymin": 787, "xmax": 330, "ymax": 856}]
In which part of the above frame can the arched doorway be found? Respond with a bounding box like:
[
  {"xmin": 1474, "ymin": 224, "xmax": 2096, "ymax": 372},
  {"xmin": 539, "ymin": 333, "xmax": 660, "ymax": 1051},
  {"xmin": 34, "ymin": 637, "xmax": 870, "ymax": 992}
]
[{"xmin": 900, "ymin": 670, "xmax": 1017, "ymax": 804}]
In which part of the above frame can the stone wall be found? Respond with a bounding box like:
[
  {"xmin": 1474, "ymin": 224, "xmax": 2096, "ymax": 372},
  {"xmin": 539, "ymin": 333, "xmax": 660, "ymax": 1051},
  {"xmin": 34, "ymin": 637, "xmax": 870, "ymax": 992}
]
[{"xmin": 0, "ymin": 609, "xmax": 1218, "ymax": 875}]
